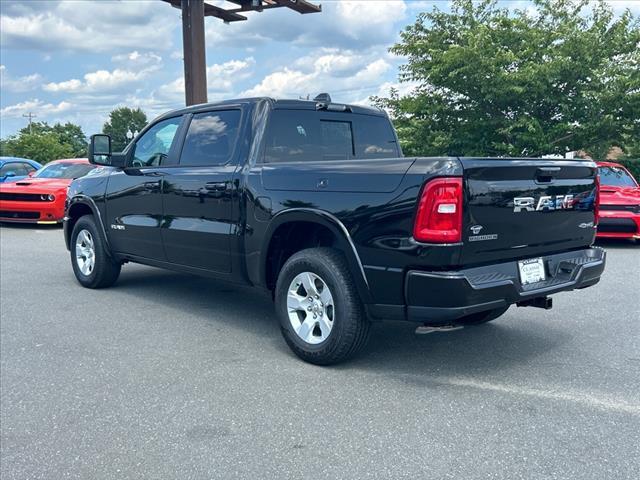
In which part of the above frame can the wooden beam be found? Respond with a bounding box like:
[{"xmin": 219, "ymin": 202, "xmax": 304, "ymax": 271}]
[
  {"xmin": 272, "ymin": 0, "xmax": 321, "ymax": 14},
  {"xmin": 203, "ymin": 2, "xmax": 247, "ymax": 22},
  {"xmin": 181, "ymin": 0, "xmax": 208, "ymax": 105},
  {"xmin": 163, "ymin": 0, "xmax": 247, "ymax": 23}
]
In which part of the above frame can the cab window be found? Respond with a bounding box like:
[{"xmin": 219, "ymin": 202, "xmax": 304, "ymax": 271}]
[
  {"xmin": 264, "ymin": 110, "xmax": 398, "ymax": 163},
  {"xmin": 179, "ymin": 110, "xmax": 241, "ymax": 166},
  {"xmin": 354, "ymin": 115, "xmax": 399, "ymax": 158},
  {"xmin": 132, "ymin": 117, "xmax": 182, "ymax": 167}
]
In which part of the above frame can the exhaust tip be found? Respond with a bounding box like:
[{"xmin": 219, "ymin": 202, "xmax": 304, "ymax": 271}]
[{"xmin": 415, "ymin": 324, "xmax": 464, "ymax": 335}]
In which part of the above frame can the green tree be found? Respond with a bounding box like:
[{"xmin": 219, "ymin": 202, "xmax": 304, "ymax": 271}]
[
  {"xmin": 0, "ymin": 121, "xmax": 86, "ymax": 163},
  {"xmin": 102, "ymin": 107, "xmax": 148, "ymax": 152},
  {"xmin": 374, "ymin": 0, "xmax": 640, "ymax": 159},
  {"xmin": 0, "ymin": 132, "xmax": 75, "ymax": 164},
  {"xmin": 22, "ymin": 122, "xmax": 87, "ymax": 157}
]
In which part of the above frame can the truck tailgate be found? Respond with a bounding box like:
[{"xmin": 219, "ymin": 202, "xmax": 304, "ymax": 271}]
[{"xmin": 459, "ymin": 158, "xmax": 598, "ymax": 265}]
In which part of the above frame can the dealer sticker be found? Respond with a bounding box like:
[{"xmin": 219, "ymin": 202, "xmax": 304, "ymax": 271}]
[{"xmin": 518, "ymin": 258, "xmax": 546, "ymax": 285}]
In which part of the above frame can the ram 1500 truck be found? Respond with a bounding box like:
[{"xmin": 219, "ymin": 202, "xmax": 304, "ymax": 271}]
[{"xmin": 65, "ymin": 95, "xmax": 605, "ymax": 364}]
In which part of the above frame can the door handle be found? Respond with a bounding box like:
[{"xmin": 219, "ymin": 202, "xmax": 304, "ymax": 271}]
[
  {"xmin": 205, "ymin": 182, "xmax": 229, "ymax": 191},
  {"xmin": 535, "ymin": 167, "xmax": 560, "ymax": 184},
  {"xmin": 143, "ymin": 181, "xmax": 160, "ymax": 190}
]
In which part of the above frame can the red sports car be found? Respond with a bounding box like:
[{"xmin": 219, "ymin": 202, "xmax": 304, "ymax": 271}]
[
  {"xmin": 596, "ymin": 161, "xmax": 640, "ymax": 241},
  {"xmin": 0, "ymin": 158, "xmax": 96, "ymax": 224}
]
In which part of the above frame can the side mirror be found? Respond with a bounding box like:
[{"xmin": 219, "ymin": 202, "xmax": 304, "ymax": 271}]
[
  {"xmin": 5, "ymin": 171, "xmax": 16, "ymax": 178},
  {"xmin": 89, "ymin": 134, "xmax": 112, "ymax": 166},
  {"xmin": 27, "ymin": 171, "xmax": 35, "ymax": 177}
]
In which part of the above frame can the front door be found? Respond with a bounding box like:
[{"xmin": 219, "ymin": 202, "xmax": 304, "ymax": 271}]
[
  {"xmin": 161, "ymin": 109, "xmax": 242, "ymax": 273},
  {"xmin": 105, "ymin": 116, "xmax": 184, "ymax": 260}
]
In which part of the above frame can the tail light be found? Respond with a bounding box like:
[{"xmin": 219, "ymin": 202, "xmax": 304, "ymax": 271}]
[
  {"xmin": 413, "ymin": 177, "xmax": 463, "ymax": 243},
  {"xmin": 594, "ymin": 174, "xmax": 600, "ymax": 226}
]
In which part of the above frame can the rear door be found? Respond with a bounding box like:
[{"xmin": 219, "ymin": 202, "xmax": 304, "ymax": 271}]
[
  {"xmin": 459, "ymin": 158, "xmax": 598, "ymax": 265},
  {"xmin": 160, "ymin": 108, "xmax": 242, "ymax": 273}
]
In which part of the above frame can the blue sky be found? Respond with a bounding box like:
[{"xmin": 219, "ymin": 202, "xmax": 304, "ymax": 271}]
[{"xmin": 1, "ymin": 0, "xmax": 638, "ymax": 138}]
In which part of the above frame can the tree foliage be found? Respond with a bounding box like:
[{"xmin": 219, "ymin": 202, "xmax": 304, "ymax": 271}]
[
  {"xmin": 0, "ymin": 121, "xmax": 87, "ymax": 164},
  {"xmin": 102, "ymin": 107, "xmax": 148, "ymax": 152},
  {"xmin": 373, "ymin": 0, "xmax": 640, "ymax": 159}
]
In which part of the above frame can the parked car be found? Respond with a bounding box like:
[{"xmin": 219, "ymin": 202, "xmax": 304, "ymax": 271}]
[
  {"xmin": 0, "ymin": 158, "xmax": 95, "ymax": 224},
  {"xmin": 64, "ymin": 96, "xmax": 605, "ymax": 364},
  {"xmin": 596, "ymin": 161, "xmax": 640, "ymax": 242},
  {"xmin": 0, "ymin": 157, "xmax": 42, "ymax": 183}
]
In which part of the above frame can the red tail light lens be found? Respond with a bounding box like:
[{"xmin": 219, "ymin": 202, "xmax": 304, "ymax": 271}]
[
  {"xmin": 594, "ymin": 173, "xmax": 600, "ymax": 226},
  {"xmin": 413, "ymin": 177, "xmax": 463, "ymax": 243}
]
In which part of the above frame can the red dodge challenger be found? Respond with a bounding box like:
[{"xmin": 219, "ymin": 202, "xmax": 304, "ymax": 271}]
[
  {"xmin": 0, "ymin": 158, "xmax": 96, "ymax": 224},
  {"xmin": 596, "ymin": 161, "xmax": 640, "ymax": 242}
]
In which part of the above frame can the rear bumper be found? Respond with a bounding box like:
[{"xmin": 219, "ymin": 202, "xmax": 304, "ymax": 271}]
[
  {"xmin": 597, "ymin": 211, "xmax": 640, "ymax": 239},
  {"xmin": 367, "ymin": 247, "xmax": 606, "ymax": 324}
]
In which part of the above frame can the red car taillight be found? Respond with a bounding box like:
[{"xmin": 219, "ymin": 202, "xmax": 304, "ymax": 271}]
[
  {"xmin": 594, "ymin": 174, "xmax": 600, "ymax": 226},
  {"xmin": 413, "ymin": 177, "xmax": 463, "ymax": 243}
]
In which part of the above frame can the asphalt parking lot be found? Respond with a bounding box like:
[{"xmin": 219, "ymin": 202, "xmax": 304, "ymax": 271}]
[{"xmin": 1, "ymin": 225, "xmax": 638, "ymax": 480}]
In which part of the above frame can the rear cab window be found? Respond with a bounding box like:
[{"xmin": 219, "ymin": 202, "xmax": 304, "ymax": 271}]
[{"xmin": 264, "ymin": 109, "xmax": 399, "ymax": 163}]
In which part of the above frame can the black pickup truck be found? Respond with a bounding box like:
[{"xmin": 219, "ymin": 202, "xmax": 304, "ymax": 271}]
[{"xmin": 65, "ymin": 95, "xmax": 605, "ymax": 364}]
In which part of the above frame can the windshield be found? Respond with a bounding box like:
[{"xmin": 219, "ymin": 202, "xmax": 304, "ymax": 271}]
[
  {"xmin": 34, "ymin": 162, "xmax": 95, "ymax": 179},
  {"xmin": 598, "ymin": 166, "xmax": 638, "ymax": 187}
]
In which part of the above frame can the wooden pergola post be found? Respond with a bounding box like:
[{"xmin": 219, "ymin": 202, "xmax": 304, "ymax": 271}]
[
  {"xmin": 181, "ymin": 0, "xmax": 208, "ymax": 106},
  {"xmin": 163, "ymin": 0, "xmax": 321, "ymax": 107}
]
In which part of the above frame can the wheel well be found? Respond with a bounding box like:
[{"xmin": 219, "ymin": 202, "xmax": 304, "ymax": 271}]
[
  {"xmin": 265, "ymin": 221, "xmax": 338, "ymax": 291},
  {"xmin": 66, "ymin": 203, "xmax": 94, "ymax": 243}
]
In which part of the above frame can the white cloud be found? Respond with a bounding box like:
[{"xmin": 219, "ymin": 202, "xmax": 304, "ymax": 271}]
[
  {"xmin": 111, "ymin": 51, "xmax": 163, "ymax": 67},
  {"xmin": 42, "ymin": 52, "xmax": 163, "ymax": 94},
  {"xmin": 241, "ymin": 50, "xmax": 392, "ymax": 102},
  {"xmin": 205, "ymin": 0, "xmax": 408, "ymax": 50},
  {"xmin": 43, "ymin": 67, "xmax": 156, "ymax": 94},
  {"xmin": 0, "ymin": 1, "xmax": 177, "ymax": 53},
  {"xmin": 157, "ymin": 57, "xmax": 255, "ymax": 100},
  {"xmin": 0, "ymin": 65, "xmax": 42, "ymax": 92},
  {"xmin": 0, "ymin": 98, "xmax": 72, "ymax": 118}
]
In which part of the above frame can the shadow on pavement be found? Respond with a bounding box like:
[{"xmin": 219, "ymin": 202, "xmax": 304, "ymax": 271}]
[{"xmin": 106, "ymin": 265, "xmax": 569, "ymax": 374}]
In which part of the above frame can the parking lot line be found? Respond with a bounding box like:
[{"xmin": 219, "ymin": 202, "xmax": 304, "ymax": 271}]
[{"xmin": 441, "ymin": 376, "xmax": 640, "ymax": 415}]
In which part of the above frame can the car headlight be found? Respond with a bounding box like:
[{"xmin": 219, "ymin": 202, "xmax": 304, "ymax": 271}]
[{"xmin": 40, "ymin": 194, "xmax": 55, "ymax": 201}]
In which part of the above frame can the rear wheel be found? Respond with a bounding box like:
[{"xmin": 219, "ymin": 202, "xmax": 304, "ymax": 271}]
[
  {"xmin": 456, "ymin": 306, "xmax": 510, "ymax": 326},
  {"xmin": 71, "ymin": 216, "xmax": 121, "ymax": 288},
  {"xmin": 275, "ymin": 248, "xmax": 370, "ymax": 365}
]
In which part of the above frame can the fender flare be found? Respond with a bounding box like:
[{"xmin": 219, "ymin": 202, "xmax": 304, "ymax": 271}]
[
  {"xmin": 65, "ymin": 195, "xmax": 112, "ymax": 255},
  {"xmin": 260, "ymin": 208, "xmax": 372, "ymax": 304}
]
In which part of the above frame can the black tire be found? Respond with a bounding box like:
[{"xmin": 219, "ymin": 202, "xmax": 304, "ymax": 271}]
[
  {"xmin": 275, "ymin": 247, "xmax": 370, "ymax": 365},
  {"xmin": 456, "ymin": 306, "xmax": 510, "ymax": 326},
  {"xmin": 70, "ymin": 216, "xmax": 121, "ymax": 289}
]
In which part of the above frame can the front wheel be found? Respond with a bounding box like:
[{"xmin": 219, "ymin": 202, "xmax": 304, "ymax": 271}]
[
  {"xmin": 71, "ymin": 216, "xmax": 121, "ymax": 289},
  {"xmin": 275, "ymin": 248, "xmax": 370, "ymax": 365}
]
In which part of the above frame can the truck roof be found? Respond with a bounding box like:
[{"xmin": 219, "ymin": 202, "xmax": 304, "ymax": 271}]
[{"xmin": 155, "ymin": 97, "xmax": 386, "ymax": 122}]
